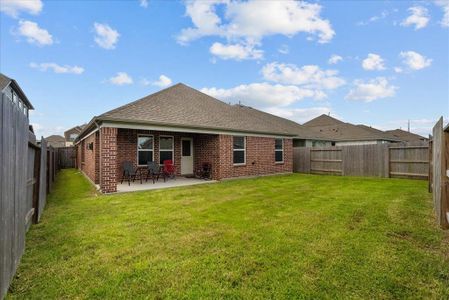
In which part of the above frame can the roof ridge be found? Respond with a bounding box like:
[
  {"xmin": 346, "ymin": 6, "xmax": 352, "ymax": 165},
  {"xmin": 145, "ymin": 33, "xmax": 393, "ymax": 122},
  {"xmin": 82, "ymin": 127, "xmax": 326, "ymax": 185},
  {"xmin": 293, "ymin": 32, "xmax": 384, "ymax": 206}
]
[{"xmin": 99, "ymin": 83, "xmax": 184, "ymax": 117}]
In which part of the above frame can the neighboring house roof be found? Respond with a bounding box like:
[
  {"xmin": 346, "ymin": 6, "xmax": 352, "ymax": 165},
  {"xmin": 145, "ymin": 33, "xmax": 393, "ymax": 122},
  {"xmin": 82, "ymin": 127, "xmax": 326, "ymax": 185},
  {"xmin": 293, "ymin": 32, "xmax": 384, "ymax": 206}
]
[
  {"xmin": 45, "ymin": 135, "xmax": 66, "ymax": 143},
  {"xmin": 384, "ymin": 129, "xmax": 428, "ymax": 142},
  {"xmin": 356, "ymin": 124, "xmax": 399, "ymax": 141},
  {"xmin": 77, "ymin": 83, "xmax": 327, "ymax": 141},
  {"xmin": 303, "ymin": 114, "xmax": 345, "ymax": 127},
  {"xmin": 0, "ymin": 73, "xmax": 34, "ymax": 109},
  {"xmin": 303, "ymin": 114, "xmax": 401, "ymax": 142},
  {"xmin": 64, "ymin": 125, "xmax": 85, "ymax": 140},
  {"xmin": 235, "ymin": 106, "xmax": 331, "ymax": 141}
]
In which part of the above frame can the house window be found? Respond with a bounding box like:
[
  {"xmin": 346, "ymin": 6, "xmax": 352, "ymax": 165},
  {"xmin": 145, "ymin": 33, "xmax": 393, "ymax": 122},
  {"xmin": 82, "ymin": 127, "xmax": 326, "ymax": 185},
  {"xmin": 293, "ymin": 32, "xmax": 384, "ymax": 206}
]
[
  {"xmin": 233, "ymin": 136, "xmax": 246, "ymax": 165},
  {"xmin": 159, "ymin": 136, "xmax": 174, "ymax": 164},
  {"xmin": 137, "ymin": 135, "xmax": 154, "ymax": 166},
  {"xmin": 275, "ymin": 138, "xmax": 284, "ymax": 163}
]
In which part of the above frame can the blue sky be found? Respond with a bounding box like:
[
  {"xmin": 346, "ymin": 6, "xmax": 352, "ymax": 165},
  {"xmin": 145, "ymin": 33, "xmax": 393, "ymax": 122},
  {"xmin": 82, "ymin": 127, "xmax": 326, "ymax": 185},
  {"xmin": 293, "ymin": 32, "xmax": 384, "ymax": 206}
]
[{"xmin": 1, "ymin": 0, "xmax": 448, "ymax": 138}]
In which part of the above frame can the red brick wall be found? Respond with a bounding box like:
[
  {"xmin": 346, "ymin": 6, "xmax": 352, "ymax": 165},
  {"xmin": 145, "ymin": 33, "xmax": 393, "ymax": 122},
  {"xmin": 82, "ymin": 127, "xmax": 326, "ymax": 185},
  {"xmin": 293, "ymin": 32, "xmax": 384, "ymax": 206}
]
[
  {"xmin": 194, "ymin": 134, "xmax": 220, "ymax": 179},
  {"xmin": 100, "ymin": 127, "xmax": 118, "ymax": 193},
  {"xmin": 116, "ymin": 129, "xmax": 189, "ymax": 181},
  {"xmin": 80, "ymin": 127, "xmax": 293, "ymax": 193},
  {"xmin": 115, "ymin": 129, "xmax": 226, "ymax": 181},
  {"xmin": 81, "ymin": 133, "xmax": 97, "ymax": 183},
  {"xmin": 216, "ymin": 135, "xmax": 293, "ymax": 179}
]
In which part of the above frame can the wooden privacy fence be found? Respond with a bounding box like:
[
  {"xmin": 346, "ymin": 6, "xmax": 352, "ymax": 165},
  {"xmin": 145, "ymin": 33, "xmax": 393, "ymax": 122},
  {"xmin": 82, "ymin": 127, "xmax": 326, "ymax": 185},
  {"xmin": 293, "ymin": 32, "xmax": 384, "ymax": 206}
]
[
  {"xmin": 1, "ymin": 91, "xmax": 60, "ymax": 298},
  {"xmin": 429, "ymin": 117, "xmax": 449, "ymax": 229},
  {"xmin": 57, "ymin": 146, "xmax": 76, "ymax": 168},
  {"xmin": 293, "ymin": 142, "xmax": 429, "ymax": 180}
]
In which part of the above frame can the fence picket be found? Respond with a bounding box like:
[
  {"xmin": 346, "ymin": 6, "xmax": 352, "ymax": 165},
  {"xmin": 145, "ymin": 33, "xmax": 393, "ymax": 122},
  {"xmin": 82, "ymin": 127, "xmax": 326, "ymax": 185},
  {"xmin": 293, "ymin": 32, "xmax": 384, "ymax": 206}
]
[{"xmin": 293, "ymin": 142, "xmax": 429, "ymax": 180}]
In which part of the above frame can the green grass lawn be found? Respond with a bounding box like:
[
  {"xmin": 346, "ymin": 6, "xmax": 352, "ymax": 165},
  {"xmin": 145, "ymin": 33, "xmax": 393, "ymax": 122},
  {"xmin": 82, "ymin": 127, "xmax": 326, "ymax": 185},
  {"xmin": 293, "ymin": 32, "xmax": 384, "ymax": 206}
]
[{"xmin": 8, "ymin": 169, "xmax": 449, "ymax": 299}]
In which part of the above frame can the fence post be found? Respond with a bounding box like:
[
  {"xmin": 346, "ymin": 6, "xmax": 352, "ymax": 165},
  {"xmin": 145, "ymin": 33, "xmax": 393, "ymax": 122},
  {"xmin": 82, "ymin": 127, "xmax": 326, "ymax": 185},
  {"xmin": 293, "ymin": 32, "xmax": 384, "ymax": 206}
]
[
  {"xmin": 32, "ymin": 147, "xmax": 41, "ymax": 224},
  {"xmin": 384, "ymin": 144, "xmax": 390, "ymax": 178}
]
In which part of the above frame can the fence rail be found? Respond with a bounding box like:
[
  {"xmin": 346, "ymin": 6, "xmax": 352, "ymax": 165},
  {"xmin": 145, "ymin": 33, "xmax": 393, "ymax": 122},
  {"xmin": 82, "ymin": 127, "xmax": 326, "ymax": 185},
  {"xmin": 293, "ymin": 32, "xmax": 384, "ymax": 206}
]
[{"xmin": 294, "ymin": 142, "xmax": 429, "ymax": 180}]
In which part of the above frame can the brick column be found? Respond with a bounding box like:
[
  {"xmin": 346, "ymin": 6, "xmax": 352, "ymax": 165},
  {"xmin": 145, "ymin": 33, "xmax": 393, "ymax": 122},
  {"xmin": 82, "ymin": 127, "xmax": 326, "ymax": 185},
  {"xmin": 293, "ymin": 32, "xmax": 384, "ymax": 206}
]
[{"xmin": 100, "ymin": 127, "xmax": 118, "ymax": 193}]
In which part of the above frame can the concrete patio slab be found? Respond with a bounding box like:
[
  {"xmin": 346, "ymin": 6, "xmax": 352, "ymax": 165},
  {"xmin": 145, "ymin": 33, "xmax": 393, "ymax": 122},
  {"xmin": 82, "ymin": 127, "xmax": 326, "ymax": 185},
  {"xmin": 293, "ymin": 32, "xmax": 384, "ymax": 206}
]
[{"xmin": 116, "ymin": 177, "xmax": 216, "ymax": 193}]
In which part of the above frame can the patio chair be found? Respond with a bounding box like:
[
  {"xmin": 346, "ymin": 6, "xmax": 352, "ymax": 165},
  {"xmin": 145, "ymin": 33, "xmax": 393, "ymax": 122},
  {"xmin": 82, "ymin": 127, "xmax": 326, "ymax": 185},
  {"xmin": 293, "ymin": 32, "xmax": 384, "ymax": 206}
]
[
  {"xmin": 120, "ymin": 161, "xmax": 142, "ymax": 186},
  {"xmin": 163, "ymin": 160, "xmax": 176, "ymax": 179},
  {"xmin": 145, "ymin": 161, "xmax": 165, "ymax": 184},
  {"xmin": 195, "ymin": 162, "xmax": 212, "ymax": 180}
]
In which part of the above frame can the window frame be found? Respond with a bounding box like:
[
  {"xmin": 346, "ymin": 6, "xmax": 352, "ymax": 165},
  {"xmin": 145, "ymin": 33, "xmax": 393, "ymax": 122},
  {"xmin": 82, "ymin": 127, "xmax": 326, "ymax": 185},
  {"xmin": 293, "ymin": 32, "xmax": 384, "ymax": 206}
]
[
  {"xmin": 159, "ymin": 135, "xmax": 174, "ymax": 165},
  {"xmin": 274, "ymin": 138, "xmax": 284, "ymax": 164},
  {"xmin": 137, "ymin": 134, "xmax": 154, "ymax": 166},
  {"xmin": 233, "ymin": 136, "xmax": 246, "ymax": 166}
]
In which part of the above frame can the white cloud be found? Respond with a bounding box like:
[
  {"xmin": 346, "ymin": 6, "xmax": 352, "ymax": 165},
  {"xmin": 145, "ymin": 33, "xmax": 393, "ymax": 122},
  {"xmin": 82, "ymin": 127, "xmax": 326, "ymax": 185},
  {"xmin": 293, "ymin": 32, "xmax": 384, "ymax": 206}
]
[
  {"xmin": 139, "ymin": 0, "xmax": 148, "ymax": 8},
  {"xmin": 152, "ymin": 75, "xmax": 172, "ymax": 87},
  {"xmin": 16, "ymin": 20, "xmax": 53, "ymax": 46},
  {"xmin": 435, "ymin": 0, "xmax": 449, "ymax": 27},
  {"xmin": 262, "ymin": 62, "xmax": 345, "ymax": 90},
  {"xmin": 376, "ymin": 118, "xmax": 448, "ymax": 136},
  {"xmin": 30, "ymin": 62, "xmax": 84, "ymax": 74},
  {"xmin": 394, "ymin": 67, "xmax": 403, "ymax": 73},
  {"xmin": 328, "ymin": 54, "xmax": 342, "ymax": 64},
  {"xmin": 263, "ymin": 106, "xmax": 332, "ymax": 123},
  {"xmin": 177, "ymin": 0, "xmax": 335, "ymax": 55},
  {"xmin": 357, "ymin": 10, "xmax": 390, "ymax": 26},
  {"xmin": 399, "ymin": 51, "xmax": 432, "ymax": 70},
  {"xmin": 278, "ymin": 44, "xmax": 289, "ymax": 55},
  {"xmin": 31, "ymin": 123, "xmax": 66, "ymax": 138},
  {"xmin": 209, "ymin": 42, "xmax": 263, "ymax": 60},
  {"xmin": 201, "ymin": 83, "xmax": 326, "ymax": 107},
  {"xmin": 0, "ymin": 0, "xmax": 43, "ymax": 18},
  {"xmin": 345, "ymin": 77, "xmax": 397, "ymax": 102},
  {"xmin": 93, "ymin": 23, "xmax": 119, "ymax": 50},
  {"xmin": 362, "ymin": 53, "xmax": 386, "ymax": 71},
  {"xmin": 401, "ymin": 6, "xmax": 429, "ymax": 30},
  {"xmin": 140, "ymin": 78, "xmax": 151, "ymax": 86},
  {"xmin": 108, "ymin": 72, "xmax": 133, "ymax": 85}
]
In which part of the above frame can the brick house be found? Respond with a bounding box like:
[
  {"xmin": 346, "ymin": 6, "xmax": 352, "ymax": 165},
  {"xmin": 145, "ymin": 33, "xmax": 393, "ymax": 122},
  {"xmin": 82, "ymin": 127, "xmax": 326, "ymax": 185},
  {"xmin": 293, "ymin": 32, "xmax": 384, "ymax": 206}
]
[{"xmin": 74, "ymin": 83, "xmax": 312, "ymax": 193}]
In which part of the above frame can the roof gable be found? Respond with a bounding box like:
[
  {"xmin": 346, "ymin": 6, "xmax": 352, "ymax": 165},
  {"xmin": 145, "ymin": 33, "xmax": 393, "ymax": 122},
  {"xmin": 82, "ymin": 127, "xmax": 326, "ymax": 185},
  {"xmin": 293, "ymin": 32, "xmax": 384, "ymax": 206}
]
[
  {"xmin": 303, "ymin": 114, "xmax": 344, "ymax": 127},
  {"xmin": 0, "ymin": 73, "xmax": 34, "ymax": 109}
]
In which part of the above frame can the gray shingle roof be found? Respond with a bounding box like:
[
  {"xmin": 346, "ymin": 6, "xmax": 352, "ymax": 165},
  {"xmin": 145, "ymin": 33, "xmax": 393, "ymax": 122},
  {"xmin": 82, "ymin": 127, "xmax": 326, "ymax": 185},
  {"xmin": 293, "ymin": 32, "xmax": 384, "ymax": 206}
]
[
  {"xmin": 384, "ymin": 129, "xmax": 428, "ymax": 142},
  {"xmin": 303, "ymin": 114, "xmax": 401, "ymax": 142},
  {"xmin": 97, "ymin": 83, "xmax": 303, "ymax": 136},
  {"xmin": 75, "ymin": 83, "xmax": 331, "ymax": 141}
]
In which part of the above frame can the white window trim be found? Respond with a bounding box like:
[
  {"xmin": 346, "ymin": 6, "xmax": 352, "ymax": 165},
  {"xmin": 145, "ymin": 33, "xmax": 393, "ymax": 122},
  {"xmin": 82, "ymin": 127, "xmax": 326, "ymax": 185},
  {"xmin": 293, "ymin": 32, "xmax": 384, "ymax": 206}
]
[
  {"xmin": 137, "ymin": 134, "xmax": 154, "ymax": 166},
  {"xmin": 159, "ymin": 135, "xmax": 175, "ymax": 164},
  {"xmin": 233, "ymin": 136, "xmax": 246, "ymax": 166},
  {"xmin": 275, "ymin": 138, "xmax": 284, "ymax": 164}
]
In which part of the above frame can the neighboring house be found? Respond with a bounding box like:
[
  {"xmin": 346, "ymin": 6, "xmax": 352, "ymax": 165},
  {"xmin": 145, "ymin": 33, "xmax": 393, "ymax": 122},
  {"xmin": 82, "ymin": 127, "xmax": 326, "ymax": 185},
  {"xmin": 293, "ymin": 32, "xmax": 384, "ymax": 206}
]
[
  {"xmin": 45, "ymin": 135, "xmax": 66, "ymax": 148},
  {"xmin": 64, "ymin": 125, "xmax": 85, "ymax": 146},
  {"xmin": 75, "ymin": 83, "xmax": 315, "ymax": 193},
  {"xmin": 303, "ymin": 114, "xmax": 401, "ymax": 146},
  {"xmin": 0, "ymin": 73, "xmax": 33, "ymax": 118},
  {"xmin": 385, "ymin": 129, "xmax": 428, "ymax": 143}
]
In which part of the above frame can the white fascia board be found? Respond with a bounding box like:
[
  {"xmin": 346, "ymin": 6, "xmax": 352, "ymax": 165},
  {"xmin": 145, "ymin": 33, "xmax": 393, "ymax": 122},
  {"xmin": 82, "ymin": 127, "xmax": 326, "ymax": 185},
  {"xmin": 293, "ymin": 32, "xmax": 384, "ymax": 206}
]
[{"xmin": 74, "ymin": 128, "xmax": 99, "ymax": 145}]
